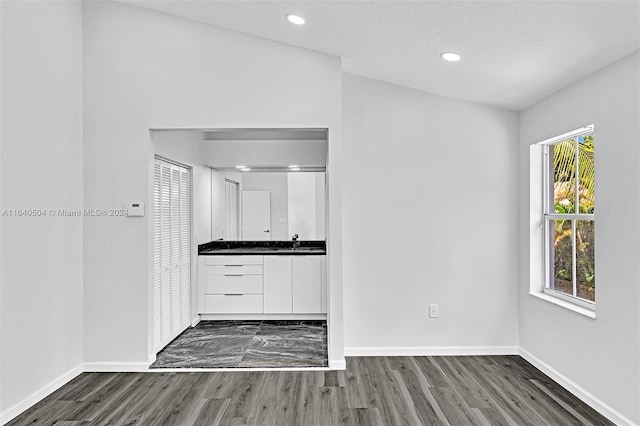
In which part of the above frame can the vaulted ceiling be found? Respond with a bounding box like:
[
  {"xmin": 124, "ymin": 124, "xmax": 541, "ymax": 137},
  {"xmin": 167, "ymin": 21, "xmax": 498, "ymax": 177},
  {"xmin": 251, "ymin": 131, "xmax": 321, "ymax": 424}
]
[{"xmin": 122, "ymin": 0, "xmax": 640, "ymax": 111}]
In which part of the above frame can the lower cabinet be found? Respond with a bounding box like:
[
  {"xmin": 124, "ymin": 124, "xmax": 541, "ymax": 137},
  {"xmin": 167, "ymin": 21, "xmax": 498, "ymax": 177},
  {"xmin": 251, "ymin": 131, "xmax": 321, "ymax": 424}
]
[
  {"xmin": 204, "ymin": 294, "xmax": 263, "ymax": 313},
  {"xmin": 199, "ymin": 254, "xmax": 326, "ymax": 315},
  {"xmin": 293, "ymin": 256, "xmax": 323, "ymax": 313},
  {"xmin": 205, "ymin": 274, "xmax": 262, "ymax": 294},
  {"xmin": 199, "ymin": 255, "xmax": 263, "ymax": 314},
  {"xmin": 263, "ymin": 256, "xmax": 293, "ymax": 313},
  {"xmin": 263, "ymin": 255, "xmax": 323, "ymax": 314}
]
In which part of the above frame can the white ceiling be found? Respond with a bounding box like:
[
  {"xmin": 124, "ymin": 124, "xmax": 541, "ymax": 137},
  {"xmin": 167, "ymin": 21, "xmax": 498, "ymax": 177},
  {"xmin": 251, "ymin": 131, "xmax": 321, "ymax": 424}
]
[{"xmin": 122, "ymin": 0, "xmax": 640, "ymax": 111}]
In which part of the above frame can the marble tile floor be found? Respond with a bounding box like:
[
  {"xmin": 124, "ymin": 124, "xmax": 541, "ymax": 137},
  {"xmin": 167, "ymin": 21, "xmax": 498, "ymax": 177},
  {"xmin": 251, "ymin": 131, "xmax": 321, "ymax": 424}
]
[{"xmin": 150, "ymin": 320, "xmax": 328, "ymax": 369}]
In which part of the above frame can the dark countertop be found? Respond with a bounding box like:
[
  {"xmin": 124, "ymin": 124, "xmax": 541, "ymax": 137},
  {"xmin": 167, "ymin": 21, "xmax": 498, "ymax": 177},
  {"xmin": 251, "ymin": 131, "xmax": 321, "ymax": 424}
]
[{"xmin": 198, "ymin": 240, "xmax": 326, "ymax": 256}]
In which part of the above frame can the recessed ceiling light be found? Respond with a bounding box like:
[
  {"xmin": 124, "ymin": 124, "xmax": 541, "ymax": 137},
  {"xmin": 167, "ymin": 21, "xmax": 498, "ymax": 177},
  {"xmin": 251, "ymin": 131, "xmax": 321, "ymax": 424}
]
[
  {"xmin": 235, "ymin": 165, "xmax": 246, "ymax": 169},
  {"xmin": 240, "ymin": 167, "xmax": 251, "ymax": 172},
  {"xmin": 286, "ymin": 14, "xmax": 305, "ymax": 25},
  {"xmin": 440, "ymin": 52, "xmax": 462, "ymax": 62}
]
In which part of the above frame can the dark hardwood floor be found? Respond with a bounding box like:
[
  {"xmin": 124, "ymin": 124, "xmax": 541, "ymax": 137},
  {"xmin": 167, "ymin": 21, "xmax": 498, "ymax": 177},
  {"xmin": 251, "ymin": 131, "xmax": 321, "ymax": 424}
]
[{"xmin": 7, "ymin": 356, "xmax": 613, "ymax": 425}]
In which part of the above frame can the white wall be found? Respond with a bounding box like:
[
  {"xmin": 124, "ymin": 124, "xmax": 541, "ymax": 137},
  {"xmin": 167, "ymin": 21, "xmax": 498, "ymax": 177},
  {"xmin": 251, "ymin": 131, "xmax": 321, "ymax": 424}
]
[
  {"xmin": 203, "ymin": 139, "xmax": 327, "ymax": 169},
  {"xmin": 518, "ymin": 51, "xmax": 640, "ymax": 424},
  {"xmin": 242, "ymin": 173, "xmax": 289, "ymax": 240},
  {"xmin": 342, "ymin": 73, "xmax": 519, "ymax": 352},
  {"xmin": 152, "ymin": 131, "xmax": 203, "ymax": 167},
  {"xmin": 152, "ymin": 130, "xmax": 212, "ymax": 245},
  {"xmin": 0, "ymin": 0, "xmax": 83, "ymax": 417},
  {"xmin": 82, "ymin": 1, "xmax": 343, "ymax": 365}
]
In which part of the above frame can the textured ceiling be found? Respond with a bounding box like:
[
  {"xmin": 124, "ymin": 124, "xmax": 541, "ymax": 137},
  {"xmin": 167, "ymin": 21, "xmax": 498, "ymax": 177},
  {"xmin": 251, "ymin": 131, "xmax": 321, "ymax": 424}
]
[{"xmin": 121, "ymin": 0, "xmax": 640, "ymax": 111}]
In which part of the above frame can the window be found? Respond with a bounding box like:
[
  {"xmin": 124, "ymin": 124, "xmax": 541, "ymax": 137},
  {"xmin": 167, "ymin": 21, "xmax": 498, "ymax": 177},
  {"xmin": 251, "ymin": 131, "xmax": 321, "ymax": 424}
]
[{"xmin": 537, "ymin": 125, "xmax": 595, "ymax": 309}]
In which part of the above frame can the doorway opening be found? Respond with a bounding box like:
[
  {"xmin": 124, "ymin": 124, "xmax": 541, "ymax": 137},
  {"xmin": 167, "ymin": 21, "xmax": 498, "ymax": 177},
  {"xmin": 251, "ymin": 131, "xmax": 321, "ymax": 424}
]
[{"xmin": 150, "ymin": 128, "xmax": 329, "ymax": 369}]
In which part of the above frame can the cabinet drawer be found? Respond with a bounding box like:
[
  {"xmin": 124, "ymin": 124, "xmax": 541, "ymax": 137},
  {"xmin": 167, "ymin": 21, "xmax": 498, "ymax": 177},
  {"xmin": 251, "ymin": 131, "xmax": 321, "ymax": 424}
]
[
  {"xmin": 203, "ymin": 255, "xmax": 263, "ymax": 266},
  {"xmin": 205, "ymin": 274, "xmax": 263, "ymax": 294},
  {"xmin": 204, "ymin": 294, "xmax": 263, "ymax": 313},
  {"xmin": 205, "ymin": 265, "xmax": 263, "ymax": 275}
]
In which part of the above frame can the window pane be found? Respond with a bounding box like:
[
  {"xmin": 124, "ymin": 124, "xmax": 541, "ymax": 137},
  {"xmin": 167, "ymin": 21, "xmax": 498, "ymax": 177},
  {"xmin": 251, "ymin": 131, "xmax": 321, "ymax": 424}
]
[
  {"xmin": 576, "ymin": 220, "xmax": 595, "ymax": 302},
  {"xmin": 548, "ymin": 219, "xmax": 573, "ymax": 296},
  {"xmin": 550, "ymin": 139, "xmax": 577, "ymax": 214},
  {"xmin": 577, "ymin": 134, "xmax": 595, "ymax": 213}
]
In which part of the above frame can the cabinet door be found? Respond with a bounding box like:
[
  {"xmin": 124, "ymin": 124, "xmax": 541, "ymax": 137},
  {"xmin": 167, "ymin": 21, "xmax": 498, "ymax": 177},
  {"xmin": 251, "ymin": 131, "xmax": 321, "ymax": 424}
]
[
  {"xmin": 321, "ymin": 255, "xmax": 327, "ymax": 314},
  {"xmin": 263, "ymin": 256, "xmax": 292, "ymax": 313},
  {"xmin": 293, "ymin": 256, "xmax": 322, "ymax": 313}
]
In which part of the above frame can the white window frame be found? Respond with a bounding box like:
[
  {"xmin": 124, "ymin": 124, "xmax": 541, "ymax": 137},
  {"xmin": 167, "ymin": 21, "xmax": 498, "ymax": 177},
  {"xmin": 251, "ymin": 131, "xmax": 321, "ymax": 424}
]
[{"xmin": 537, "ymin": 125, "xmax": 595, "ymax": 311}]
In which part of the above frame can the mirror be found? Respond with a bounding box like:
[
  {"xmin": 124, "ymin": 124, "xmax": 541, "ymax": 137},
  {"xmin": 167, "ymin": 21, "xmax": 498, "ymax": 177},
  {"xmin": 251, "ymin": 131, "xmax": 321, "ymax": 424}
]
[
  {"xmin": 151, "ymin": 128, "xmax": 328, "ymax": 243},
  {"xmin": 212, "ymin": 171, "xmax": 325, "ymax": 241}
]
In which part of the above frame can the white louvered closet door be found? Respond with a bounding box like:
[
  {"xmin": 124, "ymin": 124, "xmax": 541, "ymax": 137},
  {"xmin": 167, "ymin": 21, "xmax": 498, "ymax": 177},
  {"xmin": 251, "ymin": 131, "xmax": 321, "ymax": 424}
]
[
  {"xmin": 170, "ymin": 165, "xmax": 181, "ymax": 335},
  {"xmin": 153, "ymin": 158, "xmax": 191, "ymax": 353},
  {"xmin": 160, "ymin": 161, "xmax": 172, "ymax": 347},
  {"xmin": 153, "ymin": 161, "xmax": 163, "ymax": 348},
  {"xmin": 179, "ymin": 168, "xmax": 190, "ymax": 327}
]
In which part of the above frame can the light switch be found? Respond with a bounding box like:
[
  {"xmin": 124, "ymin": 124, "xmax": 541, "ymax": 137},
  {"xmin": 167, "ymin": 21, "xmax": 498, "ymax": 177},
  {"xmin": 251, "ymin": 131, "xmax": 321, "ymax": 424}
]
[{"xmin": 126, "ymin": 202, "xmax": 145, "ymax": 217}]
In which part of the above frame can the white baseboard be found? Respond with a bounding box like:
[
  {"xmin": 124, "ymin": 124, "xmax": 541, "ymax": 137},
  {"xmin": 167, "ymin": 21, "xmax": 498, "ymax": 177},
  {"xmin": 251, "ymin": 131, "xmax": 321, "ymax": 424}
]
[
  {"xmin": 344, "ymin": 346, "xmax": 519, "ymax": 357},
  {"xmin": 83, "ymin": 362, "xmax": 150, "ymax": 372},
  {"xmin": 0, "ymin": 363, "xmax": 83, "ymax": 425},
  {"xmin": 191, "ymin": 315, "xmax": 201, "ymax": 327},
  {"xmin": 329, "ymin": 358, "xmax": 346, "ymax": 370},
  {"xmin": 199, "ymin": 314, "xmax": 327, "ymax": 321},
  {"xmin": 519, "ymin": 348, "xmax": 637, "ymax": 426}
]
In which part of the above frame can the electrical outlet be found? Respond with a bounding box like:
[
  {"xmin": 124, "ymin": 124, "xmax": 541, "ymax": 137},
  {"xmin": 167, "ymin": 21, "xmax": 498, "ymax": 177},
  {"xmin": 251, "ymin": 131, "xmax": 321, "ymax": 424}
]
[{"xmin": 429, "ymin": 304, "xmax": 439, "ymax": 318}]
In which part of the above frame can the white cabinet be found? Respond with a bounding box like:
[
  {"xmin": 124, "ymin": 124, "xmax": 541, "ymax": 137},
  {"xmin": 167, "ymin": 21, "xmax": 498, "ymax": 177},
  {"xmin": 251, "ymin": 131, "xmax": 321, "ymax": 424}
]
[
  {"xmin": 204, "ymin": 294, "xmax": 263, "ymax": 313},
  {"xmin": 293, "ymin": 256, "xmax": 323, "ymax": 313},
  {"xmin": 198, "ymin": 254, "xmax": 326, "ymax": 317},
  {"xmin": 199, "ymin": 255, "xmax": 263, "ymax": 314},
  {"xmin": 205, "ymin": 265, "xmax": 262, "ymax": 275},
  {"xmin": 204, "ymin": 255, "xmax": 263, "ymax": 266},
  {"xmin": 205, "ymin": 274, "xmax": 262, "ymax": 294},
  {"xmin": 321, "ymin": 256, "xmax": 327, "ymax": 314},
  {"xmin": 263, "ymin": 256, "xmax": 293, "ymax": 313}
]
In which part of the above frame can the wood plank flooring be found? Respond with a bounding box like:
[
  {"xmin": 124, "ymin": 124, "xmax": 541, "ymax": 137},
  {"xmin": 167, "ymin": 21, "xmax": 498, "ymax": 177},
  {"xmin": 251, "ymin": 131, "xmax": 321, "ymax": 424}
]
[{"xmin": 7, "ymin": 356, "xmax": 613, "ymax": 426}]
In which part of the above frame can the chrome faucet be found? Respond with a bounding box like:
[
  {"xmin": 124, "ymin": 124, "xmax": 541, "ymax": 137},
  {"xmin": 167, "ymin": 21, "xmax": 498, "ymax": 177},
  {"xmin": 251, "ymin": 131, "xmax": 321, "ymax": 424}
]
[{"xmin": 292, "ymin": 234, "xmax": 300, "ymax": 248}]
